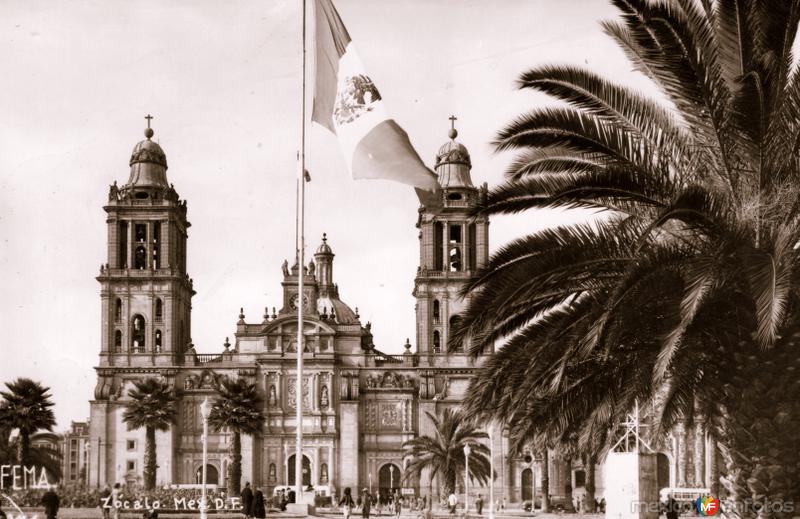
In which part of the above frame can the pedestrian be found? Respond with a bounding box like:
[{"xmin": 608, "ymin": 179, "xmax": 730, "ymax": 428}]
[
  {"xmin": 253, "ymin": 487, "xmax": 266, "ymax": 519},
  {"xmin": 241, "ymin": 482, "xmax": 254, "ymax": 519},
  {"xmin": 0, "ymin": 503, "xmax": 7, "ymax": 519},
  {"xmin": 448, "ymin": 492, "xmax": 457, "ymax": 516},
  {"xmin": 361, "ymin": 488, "xmax": 373, "ymax": 519},
  {"xmin": 99, "ymin": 485, "xmax": 111, "ymax": 519},
  {"xmin": 395, "ymin": 494, "xmax": 402, "ymax": 517},
  {"xmin": 475, "ymin": 495, "xmax": 484, "ymax": 515},
  {"xmin": 111, "ymin": 483, "xmax": 122, "ymax": 519},
  {"xmin": 41, "ymin": 486, "xmax": 60, "ymax": 519},
  {"xmin": 340, "ymin": 487, "xmax": 355, "ymax": 519},
  {"xmin": 666, "ymin": 494, "xmax": 679, "ymax": 519}
]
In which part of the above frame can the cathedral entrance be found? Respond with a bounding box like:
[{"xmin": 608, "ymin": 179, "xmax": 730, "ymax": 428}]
[
  {"xmin": 287, "ymin": 455, "xmax": 311, "ymax": 486},
  {"xmin": 378, "ymin": 463, "xmax": 401, "ymax": 499},
  {"xmin": 195, "ymin": 464, "xmax": 219, "ymax": 485},
  {"xmin": 521, "ymin": 468, "xmax": 533, "ymax": 502}
]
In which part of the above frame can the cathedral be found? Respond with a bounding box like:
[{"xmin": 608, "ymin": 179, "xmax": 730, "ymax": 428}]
[{"xmin": 89, "ymin": 120, "xmax": 722, "ymax": 505}]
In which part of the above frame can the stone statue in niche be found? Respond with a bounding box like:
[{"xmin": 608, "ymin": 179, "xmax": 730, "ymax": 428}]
[
  {"xmin": 380, "ymin": 371, "xmax": 403, "ymax": 388},
  {"xmin": 320, "ymin": 385, "xmax": 329, "ymax": 408},
  {"xmin": 268, "ymin": 384, "xmax": 277, "ymax": 407},
  {"xmin": 282, "ymin": 259, "xmax": 290, "ymax": 277}
]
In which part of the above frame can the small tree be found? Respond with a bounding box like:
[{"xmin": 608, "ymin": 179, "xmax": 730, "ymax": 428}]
[
  {"xmin": 403, "ymin": 409, "xmax": 492, "ymax": 500},
  {"xmin": 0, "ymin": 378, "xmax": 57, "ymax": 467},
  {"xmin": 122, "ymin": 377, "xmax": 178, "ymax": 490},
  {"xmin": 208, "ymin": 377, "xmax": 265, "ymax": 497}
]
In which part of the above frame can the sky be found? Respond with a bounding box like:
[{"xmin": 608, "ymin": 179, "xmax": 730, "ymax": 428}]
[{"xmin": 0, "ymin": 0, "xmax": 658, "ymax": 429}]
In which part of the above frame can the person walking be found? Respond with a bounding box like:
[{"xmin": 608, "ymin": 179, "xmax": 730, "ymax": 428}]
[
  {"xmin": 41, "ymin": 486, "xmax": 60, "ymax": 519},
  {"xmin": 361, "ymin": 488, "xmax": 373, "ymax": 519},
  {"xmin": 395, "ymin": 493, "xmax": 402, "ymax": 517},
  {"xmin": 666, "ymin": 494, "xmax": 680, "ymax": 519},
  {"xmin": 253, "ymin": 487, "xmax": 266, "ymax": 519},
  {"xmin": 447, "ymin": 492, "xmax": 457, "ymax": 516},
  {"xmin": 110, "ymin": 483, "xmax": 122, "ymax": 519},
  {"xmin": 475, "ymin": 495, "xmax": 484, "ymax": 515},
  {"xmin": 241, "ymin": 482, "xmax": 254, "ymax": 519},
  {"xmin": 340, "ymin": 487, "xmax": 356, "ymax": 519},
  {"xmin": 99, "ymin": 485, "xmax": 111, "ymax": 519}
]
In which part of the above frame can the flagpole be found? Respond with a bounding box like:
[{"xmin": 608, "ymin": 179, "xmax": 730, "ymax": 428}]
[{"xmin": 296, "ymin": 0, "xmax": 307, "ymax": 503}]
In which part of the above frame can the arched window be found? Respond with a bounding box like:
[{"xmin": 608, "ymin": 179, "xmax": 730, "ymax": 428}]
[
  {"xmin": 155, "ymin": 329, "xmax": 162, "ymax": 353},
  {"xmin": 432, "ymin": 300, "xmax": 440, "ymax": 323},
  {"xmin": 433, "ymin": 330, "xmax": 441, "ymax": 353},
  {"xmin": 155, "ymin": 299, "xmax": 163, "ymax": 322},
  {"xmin": 131, "ymin": 315, "xmax": 146, "ymax": 352},
  {"xmin": 115, "ymin": 299, "xmax": 122, "ymax": 322},
  {"xmin": 114, "ymin": 330, "xmax": 122, "ymax": 352}
]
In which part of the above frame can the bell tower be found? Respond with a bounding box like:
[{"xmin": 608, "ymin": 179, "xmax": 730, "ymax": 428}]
[
  {"xmin": 414, "ymin": 117, "xmax": 489, "ymax": 364},
  {"xmin": 96, "ymin": 117, "xmax": 194, "ymax": 368}
]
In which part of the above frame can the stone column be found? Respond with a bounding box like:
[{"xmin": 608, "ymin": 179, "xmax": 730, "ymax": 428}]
[
  {"xmin": 677, "ymin": 422, "xmax": 688, "ymax": 487},
  {"xmin": 694, "ymin": 420, "xmax": 706, "ymax": 486}
]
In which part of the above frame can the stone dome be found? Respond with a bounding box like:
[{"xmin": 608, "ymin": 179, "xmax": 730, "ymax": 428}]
[
  {"xmin": 127, "ymin": 129, "xmax": 169, "ymax": 188},
  {"xmin": 315, "ymin": 233, "xmax": 334, "ymax": 255},
  {"xmin": 434, "ymin": 136, "xmax": 474, "ymax": 188}
]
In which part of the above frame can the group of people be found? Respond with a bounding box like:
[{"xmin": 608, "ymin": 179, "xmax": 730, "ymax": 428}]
[
  {"xmin": 338, "ymin": 487, "xmax": 407, "ymax": 519},
  {"xmin": 240, "ymin": 482, "xmax": 296, "ymax": 518}
]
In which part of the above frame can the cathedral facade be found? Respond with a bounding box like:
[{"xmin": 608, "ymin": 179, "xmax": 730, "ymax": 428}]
[{"xmin": 88, "ymin": 122, "xmax": 616, "ymax": 504}]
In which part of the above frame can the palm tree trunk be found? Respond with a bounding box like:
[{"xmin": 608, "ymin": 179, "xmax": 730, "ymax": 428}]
[
  {"xmin": 584, "ymin": 457, "xmax": 596, "ymax": 513},
  {"xmin": 715, "ymin": 343, "xmax": 800, "ymax": 519},
  {"xmin": 708, "ymin": 437, "xmax": 719, "ymax": 495},
  {"xmin": 144, "ymin": 426, "xmax": 157, "ymax": 490},
  {"xmin": 228, "ymin": 432, "xmax": 242, "ymax": 496},
  {"xmin": 16, "ymin": 431, "xmax": 30, "ymax": 467},
  {"xmin": 540, "ymin": 451, "xmax": 550, "ymax": 513}
]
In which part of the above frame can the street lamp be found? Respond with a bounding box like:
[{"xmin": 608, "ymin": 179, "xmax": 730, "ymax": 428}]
[
  {"xmin": 463, "ymin": 444, "xmax": 471, "ymax": 515},
  {"xmin": 488, "ymin": 427, "xmax": 494, "ymax": 519},
  {"xmin": 369, "ymin": 472, "xmax": 373, "ymax": 495},
  {"xmin": 200, "ymin": 397, "xmax": 211, "ymax": 519}
]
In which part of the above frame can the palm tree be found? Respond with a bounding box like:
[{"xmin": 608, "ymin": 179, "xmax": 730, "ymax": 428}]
[
  {"xmin": 0, "ymin": 378, "xmax": 57, "ymax": 466},
  {"xmin": 452, "ymin": 1, "xmax": 800, "ymax": 515},
  {"xmin": 402, "ymin": 409, "xmax": 492, "ymax": 504},
  {"xmin": 538, "ymin": 447, "xmax": 550, "ymax": 513},
  {"xmin": 208, "ymin": 376, "xmax": 265, "ymax": 497},
  {"xmin": 122, "ymin": 377, "xmax": 178, "ymax": 490}
]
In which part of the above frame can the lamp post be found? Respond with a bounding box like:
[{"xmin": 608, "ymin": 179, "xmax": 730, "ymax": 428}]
[
  {"xmin": 390, "ymin": 465, "xmax": 395, "ymax": 494},
  {"xmin": 488, "ymin": 427, "xmax": 494, "ymax": 519},
  {"xmin": 200, "ymin": 397, "xmax": 211, "ymax": 519},
  {"xmin": 369, "ymin": 472, "xmax": 373, "ymax": 495},
  {"xmin": 464, "ymin": 444, "xmax": 471, "ymax": 515}
]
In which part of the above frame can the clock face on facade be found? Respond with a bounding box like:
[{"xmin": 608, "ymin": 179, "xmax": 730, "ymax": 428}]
[{"xmin": 289, "ymin": 293, "xmax": 310, "ymax": 311}]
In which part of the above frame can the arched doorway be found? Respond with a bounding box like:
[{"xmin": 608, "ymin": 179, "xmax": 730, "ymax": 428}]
[
  {"xmin": 656, "ymin": 453, "xmax": 671, "ymax": 488},
  {"xmin": 378, "ymin": 463, "xmax": 401, "ymax": 499},
  {"xmin": 521, "ymin": 468, "xmax": 533, "ymax": 501},
  {"xmin": 287, "ymin": 454, "xmax": 311, "ymax": 486},
  {"xmin": 195, "ymin": 464, "xmax": 219, "ymax": 485}
]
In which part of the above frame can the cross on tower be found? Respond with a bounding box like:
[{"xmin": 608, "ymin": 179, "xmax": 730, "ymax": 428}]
[
  {"xmin": 449, "ymin": 114, "xmax": 458, "ymax": 131},
  {"xmin": 145, "ymin": 114, "xmax": 154, "ymax": 129}
]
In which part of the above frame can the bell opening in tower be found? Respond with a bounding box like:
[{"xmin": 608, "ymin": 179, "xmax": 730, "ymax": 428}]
[
  {"xmin": 449, "ymin": 224, "xmax": 463, "ymax": 272},
  {"xmin": 434, "ymin": 222, "xmax": 444, "ymax": 270}
]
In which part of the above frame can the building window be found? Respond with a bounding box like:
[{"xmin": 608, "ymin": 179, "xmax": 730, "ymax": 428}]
[
  {"xmin": 134, "ymin": 245, "xmax": 147, "ymax": 269},
  {"xmin": 468, "ymin": 223, "xmax": 477, "ymax": 270},
  {"xmin": 433, "ymin": 330, "xmax": 441, "ymax": 353},
  {"xmin": 131, "ymin": 315, "xmax": 146, "ymax": 352},
  {"xmin": 119, "ymin": 221, "xmax": 128, "ymax": 268},
  {"xmin": 135, "ymin": 224, "xmax": 147, "ymax": 243},
  {"xmin": 449, "ymin": 224, "xmax": 463, "ymax": 271},
  {"xmin": 155, "ymin": 330, "xmax": 162, "ymax": 353},
  {"xmin": 432, "ymin": 300, "xmax": 440, "ymax": 324},
  {"xmin": 127, "ymin": 440, "xmax": 136, "ymax": 451},
  {"xmin": 126, "ymin": 460, "xmax": 136, "ymax": 472},
  {"xmin": 152, "ymin": 222, "xmax": 161, "ymax": 269},
  {"xmin": 155, "ymin": 299, "xmax": 163, "ymax": 322},
  {"xmin": 114, "ymin": 330, "xmax": 122, "ymax": 352},
  {"xmin": 434, "ymin": 222, "xmax": 444, "ymax": 270},
  {"xmin": 115, "ymin": 299, "xmax": 123, "ymax": 321}
]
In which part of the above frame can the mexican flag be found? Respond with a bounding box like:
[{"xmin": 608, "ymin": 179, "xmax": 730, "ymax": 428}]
[{"xmin": 311, "ymin": 0, "xmax": 442, "ymax": 210}]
